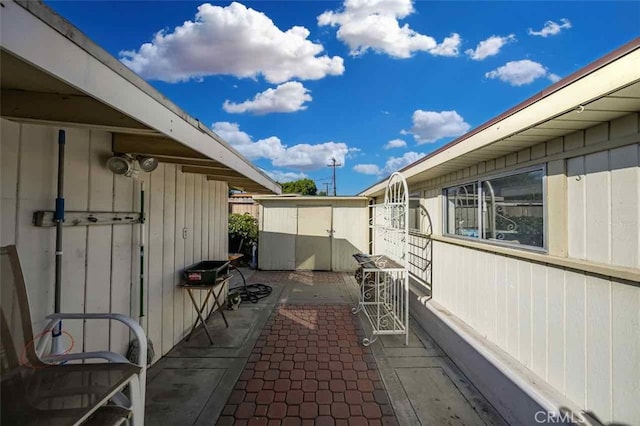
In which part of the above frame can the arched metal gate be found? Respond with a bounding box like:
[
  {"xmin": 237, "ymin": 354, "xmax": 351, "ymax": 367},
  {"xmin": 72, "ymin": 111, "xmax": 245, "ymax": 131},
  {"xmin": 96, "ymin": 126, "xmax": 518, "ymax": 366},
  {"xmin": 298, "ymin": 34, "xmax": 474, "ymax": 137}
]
[{"xmin": 353, "ymin": 172, "xmax": 409, "ymax": 345}]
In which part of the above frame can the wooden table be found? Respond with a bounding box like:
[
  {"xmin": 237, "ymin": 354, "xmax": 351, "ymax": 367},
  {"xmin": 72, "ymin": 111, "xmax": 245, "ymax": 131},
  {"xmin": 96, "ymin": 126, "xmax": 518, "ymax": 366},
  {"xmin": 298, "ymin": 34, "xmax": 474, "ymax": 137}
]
[{"xmin": 180, "ymin": 275, "xmax": 230, "ymax": 344}]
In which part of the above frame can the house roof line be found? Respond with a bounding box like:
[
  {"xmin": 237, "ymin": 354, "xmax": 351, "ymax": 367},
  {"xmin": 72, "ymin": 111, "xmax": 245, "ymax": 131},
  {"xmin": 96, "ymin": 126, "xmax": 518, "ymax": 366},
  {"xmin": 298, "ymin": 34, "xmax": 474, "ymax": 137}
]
[
  {"xmin": 358, "ymin": 36, "xmax": 640, "ymax": 196},
  {"xmin": 7, "ymin": 0, "xmax": 279, "ymax": 193}
]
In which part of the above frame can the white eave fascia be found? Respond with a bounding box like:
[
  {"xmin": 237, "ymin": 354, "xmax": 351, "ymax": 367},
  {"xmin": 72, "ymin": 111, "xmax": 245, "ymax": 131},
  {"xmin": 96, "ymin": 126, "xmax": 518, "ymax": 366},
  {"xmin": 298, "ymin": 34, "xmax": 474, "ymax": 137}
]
[
  {"xmin": 359, "ymin": 44, "xmax": 640, "ymax": 197},
  {"xmin": 1, "ymin": 1, "xmax": 280, "ymax": 194}
]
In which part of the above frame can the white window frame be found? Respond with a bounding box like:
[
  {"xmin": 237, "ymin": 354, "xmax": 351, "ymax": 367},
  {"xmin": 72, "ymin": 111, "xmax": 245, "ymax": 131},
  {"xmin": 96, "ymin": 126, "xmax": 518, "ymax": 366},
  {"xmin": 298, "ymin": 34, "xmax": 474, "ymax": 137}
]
[{"xmin": 442, "ymin": 165, "xmax": 547, "ymax": 252}]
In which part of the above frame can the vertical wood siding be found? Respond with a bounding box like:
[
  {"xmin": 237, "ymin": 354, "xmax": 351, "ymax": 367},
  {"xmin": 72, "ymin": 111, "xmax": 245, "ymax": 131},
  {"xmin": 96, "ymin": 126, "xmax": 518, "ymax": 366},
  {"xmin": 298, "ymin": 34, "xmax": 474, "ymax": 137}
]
[
  {"xmin": 0, "ymin": 119, "xmax": 229, "ymax": 364},
  {"xmin": 431, "ymin": 240, "xmax": 640, "ymax": 424},
  {"xmin": 568, "ymin": 144, "xmax": 640, "ymax": 268},
  {"xmin": 230, "ymin": 203, "xmax": 259, "ymax": 218},
  {"xmin": 407, "ymin": 114, "xmax": 640, "ymax": 425}
]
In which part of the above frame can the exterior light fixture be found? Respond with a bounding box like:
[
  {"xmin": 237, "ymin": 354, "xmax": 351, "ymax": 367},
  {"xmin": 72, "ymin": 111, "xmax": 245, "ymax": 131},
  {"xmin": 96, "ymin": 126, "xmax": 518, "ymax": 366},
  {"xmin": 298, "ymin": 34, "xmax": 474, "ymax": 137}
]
[
  {"xmin": 137, "ymin": 156, "xmax": 159, "ymax": 172},
  {"xmin": 107, "ymin": 154, "xmax": 159, "ymax": 178},
  {"xmin": 107, "ymin": 154, "xmax": 137, "ymax": 178}
]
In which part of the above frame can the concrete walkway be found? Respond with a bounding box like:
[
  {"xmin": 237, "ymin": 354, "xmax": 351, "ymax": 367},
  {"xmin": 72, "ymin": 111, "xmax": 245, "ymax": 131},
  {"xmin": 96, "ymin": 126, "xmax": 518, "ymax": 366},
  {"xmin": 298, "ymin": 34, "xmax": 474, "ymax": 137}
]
[{"xmin": 145, "ymin": 271, "xmax": 507, "ymax": 425}]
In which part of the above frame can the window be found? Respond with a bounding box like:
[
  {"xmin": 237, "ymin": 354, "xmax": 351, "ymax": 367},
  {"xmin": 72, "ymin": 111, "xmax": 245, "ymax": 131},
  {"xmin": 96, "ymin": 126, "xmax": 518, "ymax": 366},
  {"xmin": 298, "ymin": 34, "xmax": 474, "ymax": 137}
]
[
  {"xmin": 444, "ymin": 167, "xmax": 545, "ymax": 250},
  {"xmin": 445, "ymin": 183, "xmax": 479, "ymax": 238}
]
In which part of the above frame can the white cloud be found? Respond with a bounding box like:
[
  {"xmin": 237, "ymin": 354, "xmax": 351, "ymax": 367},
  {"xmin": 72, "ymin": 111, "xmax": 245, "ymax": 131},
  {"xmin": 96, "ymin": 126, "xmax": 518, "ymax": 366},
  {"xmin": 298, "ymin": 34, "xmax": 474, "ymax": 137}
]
[
  {"xmin": 485, "ymin": 59, "xmax": 559, "ymax": 86},
  {"xmin": 403, "ymin": 110, "xmax": 471, "ymax": 144},
  {"xmin": 354, "ymin": 151, "xmax": 424, "ymax": 177},
  {"xmin": 465, "ymin": 34, "xmax": 515, "ymax": 60},
  {"xmin": 429, "ymin": 33, "xmax": 462, "ymax": 57},
  {"xmin": 383, "ymin": 139, "xmax": 407, "ymax": 149},
  {"xmin": 213, "ymin": 121, "xmax": 253, "ymax": 146},
  {"xmin": 223, "ymin": 82, "xmax": 312, "ymax": 115},
  {"xmin": 212, "ymin": 122, "xmax": 352, "ymax": 171},
  {"xmin": 318, "ymin": 0, "xmax": 460, "ymax": 58},
  {"xmin": 265, "ymin": 170, "xmax": 308, "ymax": 182},
  {"xmin": 273, "ymin": 143, "xmax": 353, "ymax": 170},
  {"xmin": 120, "ymin": 2, "xmax": 344, "ymax": 84},
  {"xmin": 528, "ymin": 19, "xmax": 572, "ymax": 37},
  {"xmin": 381, "ymin": 151, "xmax": 424, "ymax": 175},
  {"xmin": 548, "ymin": 73, "xmax": 561, "ymax": 83},
  {"xmin": 353, "ymin": 164, "xmax": 381, "ymax": 175}
]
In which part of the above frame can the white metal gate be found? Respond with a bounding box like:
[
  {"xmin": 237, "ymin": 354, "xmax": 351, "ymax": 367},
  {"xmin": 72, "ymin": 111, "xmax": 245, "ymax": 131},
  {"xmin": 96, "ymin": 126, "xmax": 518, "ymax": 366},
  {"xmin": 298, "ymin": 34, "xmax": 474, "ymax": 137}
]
[{"xmin": 353, "ymin": 172, "xmax": 409, "ymax": 345}]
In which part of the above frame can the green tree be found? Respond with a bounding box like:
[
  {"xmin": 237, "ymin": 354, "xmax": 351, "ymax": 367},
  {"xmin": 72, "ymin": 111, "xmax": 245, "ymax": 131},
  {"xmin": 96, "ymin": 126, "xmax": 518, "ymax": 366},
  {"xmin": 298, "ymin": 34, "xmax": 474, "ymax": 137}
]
[
  {"xmin": 228, "ymin": 213, "xmax": 258, "ymax": 257},
  {"xmin": 280, "ymin": 178, "xmax": 317, "ymax": 195}
]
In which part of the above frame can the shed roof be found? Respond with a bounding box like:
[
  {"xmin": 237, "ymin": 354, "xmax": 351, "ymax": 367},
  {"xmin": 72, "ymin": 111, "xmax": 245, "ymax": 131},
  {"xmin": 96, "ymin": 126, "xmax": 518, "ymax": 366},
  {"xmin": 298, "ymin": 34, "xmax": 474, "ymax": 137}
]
[
  {"xmin": 254, "ymin": 196, "xmax": 368, "ymax": 203},
  {"xmin": 359, "ymin": 37, "xmax": 640, "ymax": 197},
  {"xmin": 0, "ymin": 1, "xmax": 280, "ymax": 194}
]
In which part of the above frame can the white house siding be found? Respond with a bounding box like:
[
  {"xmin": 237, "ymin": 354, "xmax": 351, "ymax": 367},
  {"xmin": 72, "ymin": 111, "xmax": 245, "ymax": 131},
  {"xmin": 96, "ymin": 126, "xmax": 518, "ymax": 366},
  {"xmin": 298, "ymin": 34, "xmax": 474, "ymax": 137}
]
[
  {"xmin": 408, "ymin": 113, "xmax": 640, "ymax": 425},
  {"xmin": 567, "ymin": 143, "xmax": 640, "ymax": 269},
  {"xmin": 0, "ymin": 119, "xmax": 229, "ymax": 363},
  {"xmin": 432, "ymin": 242, "xmax": 639, "ymax": 423}
]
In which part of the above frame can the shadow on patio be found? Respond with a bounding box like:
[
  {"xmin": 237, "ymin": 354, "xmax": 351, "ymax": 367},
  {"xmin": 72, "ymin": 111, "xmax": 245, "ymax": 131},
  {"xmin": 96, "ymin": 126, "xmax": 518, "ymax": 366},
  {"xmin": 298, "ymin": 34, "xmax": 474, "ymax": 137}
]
[{"xmin": 145, "ymin": 270, "xmax": 506, "ymax": 425}]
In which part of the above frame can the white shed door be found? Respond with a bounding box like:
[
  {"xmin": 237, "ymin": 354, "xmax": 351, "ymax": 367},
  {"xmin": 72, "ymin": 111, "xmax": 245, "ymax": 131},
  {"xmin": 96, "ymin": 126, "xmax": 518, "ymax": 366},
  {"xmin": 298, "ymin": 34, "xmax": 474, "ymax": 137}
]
[{"xmin": 296, "ymin": 206, "xmax": 332, "ymax": 270}]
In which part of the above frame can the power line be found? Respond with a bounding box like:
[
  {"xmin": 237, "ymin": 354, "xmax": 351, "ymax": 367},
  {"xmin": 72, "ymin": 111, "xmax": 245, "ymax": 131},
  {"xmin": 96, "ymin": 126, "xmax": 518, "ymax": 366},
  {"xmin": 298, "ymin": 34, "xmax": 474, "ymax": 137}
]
[{"xmin": 327, "ymin": 157, "xmax": 342, "ymax": 196}]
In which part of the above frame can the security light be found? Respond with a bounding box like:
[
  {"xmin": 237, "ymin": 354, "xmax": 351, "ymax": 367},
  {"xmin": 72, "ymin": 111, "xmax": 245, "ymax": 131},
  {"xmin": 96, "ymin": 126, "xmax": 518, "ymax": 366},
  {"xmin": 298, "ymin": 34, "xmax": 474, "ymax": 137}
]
[
  {"xmin": 137, "ymin": 156, "xmax": 159, "ymax": 172},
  {"xmin": 107, "ymin": 155, "xmax": 135, "ymax": 176},
  {"xmin": 107, "ymin": 154, "xmax": 159, "ymax": 178}
]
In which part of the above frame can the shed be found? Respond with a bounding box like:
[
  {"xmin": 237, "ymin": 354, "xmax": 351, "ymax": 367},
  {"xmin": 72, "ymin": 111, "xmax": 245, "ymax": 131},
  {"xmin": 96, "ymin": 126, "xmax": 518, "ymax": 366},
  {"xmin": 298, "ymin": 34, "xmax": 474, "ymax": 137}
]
[{"xmin": 254, "ymin": 196, "xmax": 369, "ymax": 272}]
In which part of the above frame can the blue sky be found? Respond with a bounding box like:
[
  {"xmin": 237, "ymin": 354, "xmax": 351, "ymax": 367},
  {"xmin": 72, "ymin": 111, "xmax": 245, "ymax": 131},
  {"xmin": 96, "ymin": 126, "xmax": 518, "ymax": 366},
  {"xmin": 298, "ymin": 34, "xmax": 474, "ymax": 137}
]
[{"xmin": 46, "ymin": 1, "xmax": 639, "ymax": 195}]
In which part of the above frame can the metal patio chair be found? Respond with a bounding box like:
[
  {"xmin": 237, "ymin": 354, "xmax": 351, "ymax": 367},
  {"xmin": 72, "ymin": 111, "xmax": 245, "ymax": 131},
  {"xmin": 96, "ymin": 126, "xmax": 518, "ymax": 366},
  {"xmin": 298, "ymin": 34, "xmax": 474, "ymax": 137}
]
[{"xmin": 1, "ymin": 245, "xmax": 147, "ymax": 426}]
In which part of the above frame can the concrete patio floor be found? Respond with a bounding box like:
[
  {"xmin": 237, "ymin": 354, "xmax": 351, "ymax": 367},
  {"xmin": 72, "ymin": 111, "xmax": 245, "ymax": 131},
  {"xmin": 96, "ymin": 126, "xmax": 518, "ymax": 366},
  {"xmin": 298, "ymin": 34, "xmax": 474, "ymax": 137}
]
[{"xmin": 145, "ymin": 270, "xmax": 507, "ymax": 426}]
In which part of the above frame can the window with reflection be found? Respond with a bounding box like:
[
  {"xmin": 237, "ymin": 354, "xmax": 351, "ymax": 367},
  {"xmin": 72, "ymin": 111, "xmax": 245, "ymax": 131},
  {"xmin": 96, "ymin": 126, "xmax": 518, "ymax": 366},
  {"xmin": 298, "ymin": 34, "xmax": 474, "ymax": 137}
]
[
  {"xmin": 444, "ymin": 167, "xmax": 545, "ymax": 250},
  {"xmin": 445, "ymin": 183, "xmax": 479, "ymax": 238}
]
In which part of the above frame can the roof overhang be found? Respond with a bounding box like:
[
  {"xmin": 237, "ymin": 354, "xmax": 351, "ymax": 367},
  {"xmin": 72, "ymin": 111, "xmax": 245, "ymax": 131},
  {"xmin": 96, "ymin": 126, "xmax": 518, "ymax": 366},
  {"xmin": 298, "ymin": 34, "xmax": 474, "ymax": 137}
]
[
  {"xmin": 0, "ymin": 0, "xmax": 280, "ymax": 194},
  {"xmin": 360, "ymin": 38, "xmax": 640, "ymax": 197}
]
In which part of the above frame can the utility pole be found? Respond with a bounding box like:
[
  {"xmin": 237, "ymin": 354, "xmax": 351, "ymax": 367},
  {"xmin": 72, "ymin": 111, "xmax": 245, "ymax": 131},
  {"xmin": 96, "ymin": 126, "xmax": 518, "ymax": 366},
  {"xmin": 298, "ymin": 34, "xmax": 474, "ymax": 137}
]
[
  {"xmin": 323, "ymin": 182, "xmax": 330, "ymax": 195},
  {"xmin": 327, "ymin": 157, "xmax": 342, "ymax": 196}
]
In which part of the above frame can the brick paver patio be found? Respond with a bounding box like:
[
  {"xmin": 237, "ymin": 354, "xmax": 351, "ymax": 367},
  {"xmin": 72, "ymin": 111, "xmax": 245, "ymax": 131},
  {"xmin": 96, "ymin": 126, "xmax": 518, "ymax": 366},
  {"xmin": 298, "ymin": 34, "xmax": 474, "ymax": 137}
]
[
  {"xmin": 247, "ymin": 271, "xmax": 347, "ymax": 285},
  {"xmin": 216, "ymin": 304, "xmax": 397, "ymax": 426}
]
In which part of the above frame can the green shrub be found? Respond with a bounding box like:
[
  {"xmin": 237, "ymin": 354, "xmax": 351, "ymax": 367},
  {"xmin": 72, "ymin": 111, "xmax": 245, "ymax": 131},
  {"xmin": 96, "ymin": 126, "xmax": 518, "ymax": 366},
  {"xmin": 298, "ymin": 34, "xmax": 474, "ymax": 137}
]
[{"xmin": 229, "ymin": 213, "xmax": 258, "ymax": 258}]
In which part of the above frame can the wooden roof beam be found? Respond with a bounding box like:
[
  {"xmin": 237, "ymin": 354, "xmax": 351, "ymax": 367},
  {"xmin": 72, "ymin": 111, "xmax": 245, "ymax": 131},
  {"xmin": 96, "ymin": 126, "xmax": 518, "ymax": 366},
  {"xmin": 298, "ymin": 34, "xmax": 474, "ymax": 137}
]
[
  {"xmin": 182, "ymin": 165, "xmax": 244, "ymax": 179},
  {"xmin": 1, "ymin": 89, "xmax": 158, "ymax": 135},
  {"xmin": 113, "ymin": 133, "xmax": 207, "ymax": 159}
]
